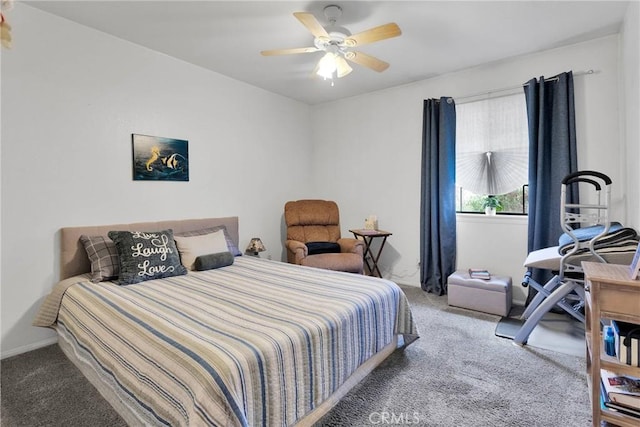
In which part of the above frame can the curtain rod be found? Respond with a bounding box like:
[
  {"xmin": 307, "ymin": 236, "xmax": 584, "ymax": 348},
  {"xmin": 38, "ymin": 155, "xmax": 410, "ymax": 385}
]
[{"xmin": 453, "ymin": 69, "xmax": 595, "ymax": 103}]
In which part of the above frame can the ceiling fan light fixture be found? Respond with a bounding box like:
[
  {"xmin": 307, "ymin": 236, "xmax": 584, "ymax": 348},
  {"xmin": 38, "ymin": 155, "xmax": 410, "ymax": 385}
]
[{"xmin": 316, "ymin": 52, "xmax": 337, "ymax": 79}]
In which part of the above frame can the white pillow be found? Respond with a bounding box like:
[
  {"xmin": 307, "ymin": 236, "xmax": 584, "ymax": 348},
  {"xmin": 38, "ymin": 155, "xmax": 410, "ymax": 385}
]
[{"xmin": 174, "ymin": 229, "xmax": 229, "ymax": 270}]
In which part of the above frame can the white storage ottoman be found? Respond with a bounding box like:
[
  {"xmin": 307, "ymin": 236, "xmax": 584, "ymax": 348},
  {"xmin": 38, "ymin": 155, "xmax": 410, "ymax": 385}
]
[{"xmin": 447, "ymin": 271, "xmax": 512, "ymax": 316}]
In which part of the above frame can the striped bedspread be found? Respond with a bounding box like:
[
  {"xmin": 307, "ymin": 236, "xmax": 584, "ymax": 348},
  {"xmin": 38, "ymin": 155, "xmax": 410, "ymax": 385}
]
[{"xmin": 52, "ymin": 257, "xmax": 418, "ymax": 426}]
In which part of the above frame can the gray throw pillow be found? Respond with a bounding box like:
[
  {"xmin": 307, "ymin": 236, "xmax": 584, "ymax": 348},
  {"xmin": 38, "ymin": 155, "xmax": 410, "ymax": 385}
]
[
  {"xmin": 79, "ymin": 235, "xmax": 119, "ymax": 282},
  {"xmin": 108, "ymin": 229, "xmax": 187, "ymax": 285},
  {"xmin": 194, "ymin": 251, "xmax": 234, "ymax": 271}
]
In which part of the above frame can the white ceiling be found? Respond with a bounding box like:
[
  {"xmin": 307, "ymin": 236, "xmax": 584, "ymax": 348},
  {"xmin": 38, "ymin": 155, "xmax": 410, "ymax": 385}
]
[{"xmin": 26, "ymin": 1, "xmax": 630, "ymax": 105}]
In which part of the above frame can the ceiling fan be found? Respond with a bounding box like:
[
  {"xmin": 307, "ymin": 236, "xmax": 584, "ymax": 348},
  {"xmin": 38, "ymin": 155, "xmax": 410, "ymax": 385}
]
[{"xmin": 261, "ymin": 5, "xmax": 401, "ymax": 81}]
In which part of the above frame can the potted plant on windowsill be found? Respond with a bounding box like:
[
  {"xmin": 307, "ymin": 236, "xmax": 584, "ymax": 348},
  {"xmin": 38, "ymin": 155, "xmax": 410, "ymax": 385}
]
[{"xmin": 482, "ymin": 195, "xmax": 502, "ymax": 216}]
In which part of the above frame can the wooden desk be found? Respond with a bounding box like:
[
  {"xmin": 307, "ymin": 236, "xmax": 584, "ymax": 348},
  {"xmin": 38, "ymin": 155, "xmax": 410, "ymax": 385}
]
[
  {"xmin": 582, "ymin": 262, "xmax": 640, "ymax": 427},
  {"xmin": 349, "ymin": 229, "xmax": 392, "ymax": 278}
]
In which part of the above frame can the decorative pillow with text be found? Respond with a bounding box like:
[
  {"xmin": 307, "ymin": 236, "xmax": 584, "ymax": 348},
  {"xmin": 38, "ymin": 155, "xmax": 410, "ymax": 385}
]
[{"xmin": 107, "ymin": 229, "xmax": 187, "ymax": 285}]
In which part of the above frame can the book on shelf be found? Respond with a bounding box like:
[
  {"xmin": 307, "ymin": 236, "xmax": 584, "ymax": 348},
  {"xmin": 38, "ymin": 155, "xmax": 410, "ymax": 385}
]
[
  {"xmin": 601, "ymin": 369, "xmax": 640, "ymax": 411},
  {"xmin": 468, "ymin": 268, "xmax": 491, "ymax": 280},
  {"xmin": 605, "ymin": 400, "xmax": 640, "ymax": 418},
  {"xmin": 601, "ymin": 378, "xmax": 640, "ymax": 418}
]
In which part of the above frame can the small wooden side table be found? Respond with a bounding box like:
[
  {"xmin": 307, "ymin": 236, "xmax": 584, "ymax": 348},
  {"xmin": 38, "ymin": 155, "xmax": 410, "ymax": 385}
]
[{"xmin": 349, "ymin": 229, "xmax": 392, "ymax": 278}]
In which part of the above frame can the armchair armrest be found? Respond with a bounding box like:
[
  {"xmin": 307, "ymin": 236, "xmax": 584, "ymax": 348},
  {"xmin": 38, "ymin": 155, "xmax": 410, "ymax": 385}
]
[
  {"xmin": 337, "ymin": 238, "xmax": 364, "ymax": 257},
  {"xmin": 285, "ymin": 240, "xmax": 308, "ymax": 265}
]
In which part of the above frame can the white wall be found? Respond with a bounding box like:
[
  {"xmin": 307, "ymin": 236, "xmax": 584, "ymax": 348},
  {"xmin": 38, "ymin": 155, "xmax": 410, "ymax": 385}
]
[
  {"xmin": 311, "ymin": 35, "xmax": 623, "ymax": 305},
  {"xmin": 456, "ymin": 215, "xmax": 528, "ymax": 303},
  {"xmin": 621, "ymin": 1, "xmax": 640, "ymax": 229},
  {"xmin": 0, "ymin": 4, "xmax": 312, "ymax": 358}
]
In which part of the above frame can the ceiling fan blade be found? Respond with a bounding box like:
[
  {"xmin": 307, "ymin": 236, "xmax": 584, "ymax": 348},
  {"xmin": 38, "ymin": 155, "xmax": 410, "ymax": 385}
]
[
  {"xmin": 293, "ymin": 12, "xmax": 330, "ymax": 39},
  {"xmin": 344, "ymin": 51, "xmax": 390, "ymax": 72},
  {"xmin": 344, "ymin": 23, "xmax": 401, "ymax": 47},
  {"xmin": 261, "ymin": 47, "xmax": 320, "ymax": 56},
  {"xmin": 336, "ymin": 56, "xmax": 353, "ymax": 78}
]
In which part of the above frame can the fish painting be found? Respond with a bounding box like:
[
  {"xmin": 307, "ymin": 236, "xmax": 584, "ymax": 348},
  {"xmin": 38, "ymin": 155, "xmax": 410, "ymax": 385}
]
[{"xmin": 132, "ymin": 134, "xmax": 189, "ymax": 181}]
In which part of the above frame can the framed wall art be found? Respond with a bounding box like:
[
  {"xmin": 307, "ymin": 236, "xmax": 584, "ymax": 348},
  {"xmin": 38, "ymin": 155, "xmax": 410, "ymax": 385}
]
[{"xmin": 132, "ymin": 134, "xmax": 189, "ymax": 181}]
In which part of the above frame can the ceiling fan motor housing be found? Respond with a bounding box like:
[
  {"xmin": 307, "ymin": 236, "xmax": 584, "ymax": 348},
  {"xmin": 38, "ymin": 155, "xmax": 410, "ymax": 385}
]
[
  {"xmin": 314, "ymin": 5, "xmax": 352, "ymax": 49},
  {"xmin": 324, "ymin": 5, "xmax": 343, "ymax": 23}
]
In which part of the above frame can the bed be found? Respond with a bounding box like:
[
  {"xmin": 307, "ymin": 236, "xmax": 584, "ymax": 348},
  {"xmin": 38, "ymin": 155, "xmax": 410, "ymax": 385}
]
[{"xmin": 34, "ymin": 217, "xmax": 419, "ymax": 426}]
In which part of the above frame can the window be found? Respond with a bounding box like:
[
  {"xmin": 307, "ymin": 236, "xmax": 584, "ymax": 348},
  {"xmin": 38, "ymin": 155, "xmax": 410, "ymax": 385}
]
[{"xmin": 455, "ymin": 92, "xmax": 529, "ymax": 214}]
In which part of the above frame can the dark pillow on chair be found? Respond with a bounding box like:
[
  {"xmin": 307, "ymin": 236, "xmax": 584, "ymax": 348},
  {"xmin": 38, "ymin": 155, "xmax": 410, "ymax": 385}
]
[{"xmin": 306, "ymin": 241, "xmax": 341, "ymax": 255}]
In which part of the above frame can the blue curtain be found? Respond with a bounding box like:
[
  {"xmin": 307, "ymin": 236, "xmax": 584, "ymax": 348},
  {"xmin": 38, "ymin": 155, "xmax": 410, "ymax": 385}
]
[
  {"xmin": 420, "ymin": 98, "xmax": 457, "ymax": 295},
  {"xmin": 524, "ymin": 72, "xmax": 579, "ymax": 304}
]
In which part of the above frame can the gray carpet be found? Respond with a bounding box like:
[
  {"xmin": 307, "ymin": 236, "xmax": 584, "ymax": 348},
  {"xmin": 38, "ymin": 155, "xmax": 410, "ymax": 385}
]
[{"xmin": 1, "ymin": 286, "xmax": 590, "ymax": 426}]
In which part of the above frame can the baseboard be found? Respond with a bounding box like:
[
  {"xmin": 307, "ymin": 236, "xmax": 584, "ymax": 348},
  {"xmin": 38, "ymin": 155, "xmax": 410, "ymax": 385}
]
[{"xmin": 1, "ymin": 336, "xmax": 58, "ymax": 360}]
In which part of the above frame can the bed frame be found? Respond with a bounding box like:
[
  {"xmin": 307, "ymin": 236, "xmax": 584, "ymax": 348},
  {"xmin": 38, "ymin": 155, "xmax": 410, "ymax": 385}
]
[{"xmin": 56, "ymin": 216, "xmax": 398, "ymax": 426}]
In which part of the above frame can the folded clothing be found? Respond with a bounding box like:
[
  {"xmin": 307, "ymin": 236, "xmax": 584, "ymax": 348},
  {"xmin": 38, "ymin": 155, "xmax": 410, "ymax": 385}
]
[
  {"xmin": 558, "ymin": 222, "xmax": 622, "ymax": 247},
  {"xmin": 559, "ymin": 222, "xmax": 639, "ymax": 255}
]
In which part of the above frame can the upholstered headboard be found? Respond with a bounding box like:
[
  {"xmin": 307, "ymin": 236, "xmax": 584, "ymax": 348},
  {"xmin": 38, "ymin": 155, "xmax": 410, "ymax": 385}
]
[{"xmin": 60, "ymin": 217, "xmax": 239, "ymax": 280}]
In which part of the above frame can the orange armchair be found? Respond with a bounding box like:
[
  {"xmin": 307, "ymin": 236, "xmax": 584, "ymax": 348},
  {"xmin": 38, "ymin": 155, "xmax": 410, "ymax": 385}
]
[{"xmin": 284, "ymin": 200, "xmax": 364, "ymax": 274}]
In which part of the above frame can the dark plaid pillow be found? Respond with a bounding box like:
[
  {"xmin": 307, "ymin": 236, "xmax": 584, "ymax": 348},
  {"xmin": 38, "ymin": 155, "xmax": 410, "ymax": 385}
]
[
  {"xmin": 108, "ymin": 229, "xmax": 187, "ymax": 285},
  {"xmin": 79, "ymin": 235, "xmax": 119, "ymax": 282}
]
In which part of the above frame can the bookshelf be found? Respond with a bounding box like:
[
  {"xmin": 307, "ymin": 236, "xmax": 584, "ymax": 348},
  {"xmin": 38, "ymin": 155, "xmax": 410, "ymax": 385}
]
[{"xmin": 583, "ymin": 262, "xmax": 640, "ymax": 427}]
